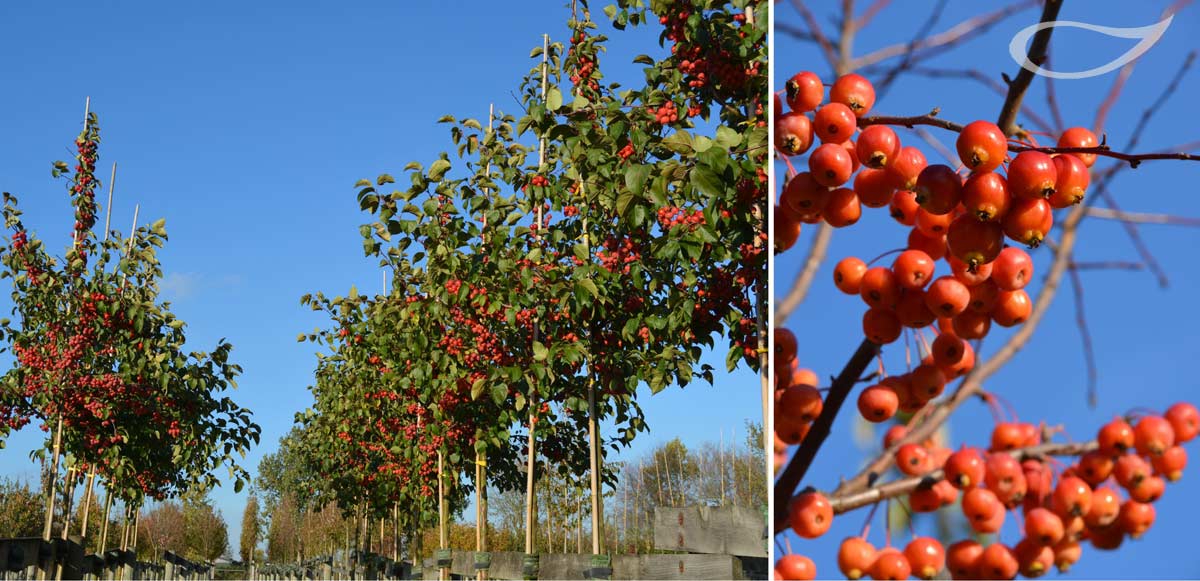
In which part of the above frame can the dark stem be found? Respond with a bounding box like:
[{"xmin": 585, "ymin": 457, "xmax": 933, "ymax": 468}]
[
  {"xmin": 996, "ymin": 0, "xmax": 1064, "ymax": 135},
  {"xmin": 772, "ymin": 338, "xmax": 880, "ymax": 533}
]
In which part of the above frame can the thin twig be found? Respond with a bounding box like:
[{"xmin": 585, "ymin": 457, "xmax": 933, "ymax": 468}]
[
  {"xmin": 853, "ymin": 0, "xmax": 891, "ymax": 30},
  {"xmin": 1126, "ymin": 51, "xmax": 1196, "ymax": 153},
  {"xmin": 839, "ymin": 0, "xmax": 857, "ymax": 74},
  {"xmin": 1084, "ymin": 207, "xmax": 1200, "ymax": 227},
  {"xmin": 894, "ymin": 67, "xmax": 1054, "ymax": 133},
  {"xmin": 1070, "ymin": 261, "xmax": 1144, "ymax": 271},
  {"xmin": 1066, "ymin": 263, "xmax": 1099, "ymax": 407},
  {"xmin": 1094, "ymin": 189, "xmax": 1170, "ymax": 288},
  {"xmin": 851, "ymin": 0, "xmax": 1038, "ymax": 70},
  {"xmin": 776, "ymin": 222, "xmax": 833, "ymax": 324},
  {"xmin": 874, "ymin": 0, "xmax": 947, "ymax": 98},
  {"xmin": 791, "ymin": 0, "xmax": 839, "ymax": 70},
  {"xmin": 997, "ymin": 0, "xmax": 1064, "ymax": 135},
  {"xmin": 859, "ymin": 113, "xmax": 1200, "ymax": 167},
  {"xmin": 912, "ymin": 127, "xmax": 961, "ymax": 170}
]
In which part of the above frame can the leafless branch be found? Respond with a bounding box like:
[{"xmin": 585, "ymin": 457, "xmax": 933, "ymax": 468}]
[
  {"xmin": 1094, "ymin": 189, "xmax": 1170, "ymax": 288},
  {"xmin": 773, "ymin": 339, "xmax": 880, "ymax": 531},
  {"xmin": 859, "ymin": 113, "xmax": 1200, "ymax": 167},
  {"xmin": 997, "ymin": 0, "xmax": 1064, "ymax": 135},
  {"xmin": 897, "ymin": 67, "xmax": 1054, "ymax": 134},
  {"xmin": 826, "ymin": 440, "xmax": 1098, "ymax": 514},
  {"xmin": 1126, "ymin": 51, "xmax": 1196, "ymax": 152},
  {"xmin": 874, "ymin": 0, "xmax": 948, "ymax": 98},
  {"xmin": 1084, "ymin": 207, "xmax": 1200, "ymax": 227},
  {"xmin": 851, "ymin": 1, "xmax": 1038, "ymax": 70},
  {"xmin": 776, "ymin": 222, "xmax": 833, "ymax": 323},
  {"xmin": 791, "ymin": 0, "xmax": 839, "ymax": 70},
  {"xmin": 853, "ymin": 0, "xmax": 891, "ymax": 30},
  {"xmin": 1070, "ymin": 261, "xmax": 1145, "ymax": 271},
  {"xmin": 1066, "ymin": 263, "xmax": 1099, "ymax": 407}
]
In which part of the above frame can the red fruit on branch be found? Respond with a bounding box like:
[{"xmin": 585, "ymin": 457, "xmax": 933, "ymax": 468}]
[
  {"xmin": 914, "ymin": 164, "xmax": 963, "ymax": 215},
  {"xmin": 813, "ymin": 103, "xmax": 857, "ymax": 144},
  {"xmin": 1057, "ymin": 127, "xmax": 1100, "ymax": 167},
  {"xmin": 838, "ymin": 537, "xmax": 876, "ymax": 580},
  {"xmin": 785, "ymin": 71, "xmax": 824, "ymax": 112},
  {"xmin": 962, "ymin": 171, "xmax": 1011, "ymax": 221},
  {"xmin": 830, "ymin": 73, "xmax": 876, "ymax": 116},
  {"xmin": 856, "ymin": 125, "xmax": 900, "ymax": 169},
  {"xmin": 1007, "ymin": 151, "xmax": 1058, "ymax": 200},
  {"xmin": 790, "ymin": 491, "xmax": 834, "ymax": 538},
  {"xmin": 957, "ymin": 121, "xmax": 1009, "ymax": 173}
]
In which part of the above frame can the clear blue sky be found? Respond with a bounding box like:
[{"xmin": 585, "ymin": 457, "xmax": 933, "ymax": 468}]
[
  {"xmin": 775, "ymin": 1, "xmax": 1200, "ymax": 579},
  {"xmin": 0, "ymin": 2, "xmax": 761, "ymax": 553}
]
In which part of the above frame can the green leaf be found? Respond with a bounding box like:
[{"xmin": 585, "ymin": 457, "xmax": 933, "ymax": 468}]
[
  {"xmin": 617, "ymin": 190, "xmax": 636, "ymax": 217},
  {"xmin": 715, "ymin": 125, "xmax": 742, "ymax": 150},
  {"xmin": 234, "ymin": 479, "xmax": 245, "ymax": 493},
  {"xmin": 578, "ymin": 278, "xmax": 599, "ymax": 298},
  {"xmin": 573, "ymin": 243, "xmax": 588, "ymax": 262},
  {"xmin": 533, "ymin": 341, "xmax": 549, "ymax": 361},
  {"xmin": 690, "ymin": 164, "xmax": 726, "ymax": 198},
  {"xmin": 429, "ymin": 159, "xmax": 451, "ymax": 181},
  {"xmin": 662, "ymin": 131, "xmax": 694, "ymax": 154},
  {"xmin": 546, "ymin": 88, "xmax": 563, "ymax": 111},
  {"xmin": 632, "ymin": 54, "xmax": 655, "ymax": 65},
  {"xmin": 624, "ymin": 164, "xmax": 651, "ymax": 195}
]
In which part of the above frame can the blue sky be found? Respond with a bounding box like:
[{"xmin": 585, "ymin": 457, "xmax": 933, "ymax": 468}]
[
  {"xmin": 0, "ymin": 2, "xmax": 761, "ymax": 552},
  {"xmin": 774, "ymin": 1, "xmax": 1200, "ymax": 578}
]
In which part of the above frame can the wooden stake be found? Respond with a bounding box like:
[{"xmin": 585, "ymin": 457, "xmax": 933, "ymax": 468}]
[
  {"xmin": 98, "ymin": 488, "xmax": 113, "ymax": 551},
  {"xmin": 524, "ymin": 33, "xmax": 549, "ymax": 561},
  {"xmin": 438, "ymin": 451, "xmax": 448, "ymax": 581}
]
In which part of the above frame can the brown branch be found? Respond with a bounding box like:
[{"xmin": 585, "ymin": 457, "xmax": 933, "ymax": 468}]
[
  {"xmin": 839, "ymin": 0, "xmax": 857, "ymax": 74},
  {"xmin": 773, "ymin": 339, "xmax": 881, "ymax": 533},
  {"xmin": 1070, "ymin": 261, "xmax": 1145, "ymax": 271},
  {"xmin": 874, "ymin": 0, "xmax": 948, "ymax": 98},
  {"xmin": 996, "ymin": 0, "xmax": 1064, "ymax": 135},
  {"xmin": 1066, "ymin": 263, "xmax": 1099, "ymax": 407},
  {"xmin": 851, "ymin": 0, "xmax": 1038, "ymax": 70},
  {"xmin": 912, "ymin": 127, "xmax": 961, "ymax": 170},
  {"xmin": 791, "ymin": 0, "xmax": 839, "ymax": 70},
  {"xmin": 1126, "ymin": 50, "xmax": 1197, "ymax": 154},
  {"xmin": 1094, "ymin": 188, "xmax": 1170, "ymax": 288},
  {"xmin": 1084, "ymin": 207, "xmax": 1200, "ymax": 227},
  {"xmin": 775, "ymin": 21, "xmax": 818, "ymax": 43},
  {"xmin": 827, "ymin": 440, "xmax": 1098, "ymax": 514},
  {"xmin": 776, "ymin": 222, "xmax": 833, "ymax": 323},
  {"xmin": 859, "ymin": 113, "xmax": 1200, "ymax": 167}
]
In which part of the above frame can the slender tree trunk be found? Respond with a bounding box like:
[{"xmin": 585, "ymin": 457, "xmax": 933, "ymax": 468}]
[{"xmin": 438, "ymin": 451, "xmax": 448, "ymax": 581}]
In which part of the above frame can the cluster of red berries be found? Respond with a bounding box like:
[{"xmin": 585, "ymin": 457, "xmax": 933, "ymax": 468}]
[
  {"xmin": 775, "ymin": 70, "xmax": 1099, "ymax": 259},
  {"xmin": 528, "ymin": 174, "xmax": 551, "ymax": 188},
  {"xmin": 617, "ymin": 142, "xmax": 636, "ymax": 160},
  {"xmin": 658, "ymin": 2, "xmax": 761, "ymax": 99},
  {"xmin": 776, "ymin": 402, "xmax": 1197, "ymax": 580},
  {"xmin": 651, "ymin": 100, "xmax": 679, "ymax": 125},
  {"xmin": 567, "ymin": 30, "xmax": 601, "ymax": 93},
  {"xmin": 598, "ymin": 234, "xmax": 643, "ymax": 274},
  {"xmin": 656, "ymin": 205, "xmax": 706, "ymax": 230}
]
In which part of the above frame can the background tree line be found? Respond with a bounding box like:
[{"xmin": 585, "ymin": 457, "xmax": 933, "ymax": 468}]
[
  {"xmin": 245, "ymin": 423, "xmax": 765, "ymax": 564},
  {"xmin": 0, "ymin": 477, "xmax": 229, "ymax": 564}
]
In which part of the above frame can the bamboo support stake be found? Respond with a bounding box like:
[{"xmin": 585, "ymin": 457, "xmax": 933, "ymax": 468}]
[
  {"xmin": 438, "ymin": 451, "xmax": 448, "ymax": 581},
  {"xmin": 525, "ymin": 33, "xmax": 550, "ymax": 561},
  {"xmin": 99, "ymin": 488, "xmax": 113, "ymax": 551},
  {"xmin": 475, "ymin": 103, "xmax": 494, "ymax": 581}
]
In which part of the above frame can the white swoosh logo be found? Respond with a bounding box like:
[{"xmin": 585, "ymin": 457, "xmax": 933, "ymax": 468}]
[{"xmin": 1009, "ymin": 16, "xmax": 1174, "ymax": 79}]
